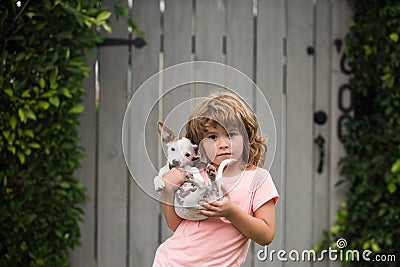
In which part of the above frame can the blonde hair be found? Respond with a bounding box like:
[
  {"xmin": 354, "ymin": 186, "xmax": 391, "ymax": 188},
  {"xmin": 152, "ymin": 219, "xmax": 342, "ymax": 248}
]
[{"xmin": 185, "ymin": 91, "xmax": 267, "ymax": 168}]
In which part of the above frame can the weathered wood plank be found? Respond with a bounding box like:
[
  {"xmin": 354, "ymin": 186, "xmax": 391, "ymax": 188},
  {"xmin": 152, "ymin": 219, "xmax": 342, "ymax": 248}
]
[
  {"xmin": 255, "ymin": 0, "xmax": 285, "ymax": 266},
  {"xmin": 195, "ymin": 0, "xmax": 225, "ymax": 98},
  {"xmin": 97, "ymin": 0, "xmax": 129, "ymax": 265},
  {"xmin": 314, "ymin": 1, "xmax": 332, "ymax": 266},
  {"xmin": 226, "ymin": 0, "xmax": 253, "ymax": 106},
  {"xmin": 285, "ymin": 1, "xmax": 314, "ymax": 266},
  {"xmin": 196, "ymin": 0, "xmax": 224, "ymax": 63},
  {"xmin": 69, "ymin": 56, "xmax": 96, "ymax": 267},
  {"xmin": 98, "ymin": 47, "xmax": 129, "ymax": 267},
  {"xmin": 129, "ymin": 0, "xmax": 161, "ymax": 266}
]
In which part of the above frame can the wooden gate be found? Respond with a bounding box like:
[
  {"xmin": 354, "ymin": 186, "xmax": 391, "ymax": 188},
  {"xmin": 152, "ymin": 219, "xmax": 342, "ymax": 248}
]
[{"xmin": 69, "ymin": 0, "xmax": 353, "ymax": 266}]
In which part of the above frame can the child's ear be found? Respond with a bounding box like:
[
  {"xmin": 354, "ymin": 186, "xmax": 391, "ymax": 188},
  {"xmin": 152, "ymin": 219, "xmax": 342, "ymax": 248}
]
[{"xmin": 158, "ymin": 122, "xmax": 175, "ymax": 143}]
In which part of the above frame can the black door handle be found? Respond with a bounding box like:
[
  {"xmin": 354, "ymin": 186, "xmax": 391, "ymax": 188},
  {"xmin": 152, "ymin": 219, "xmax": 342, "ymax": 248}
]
[{"xmin": 314, "ymin": 134, "xmax": 325, "ymax": 174}]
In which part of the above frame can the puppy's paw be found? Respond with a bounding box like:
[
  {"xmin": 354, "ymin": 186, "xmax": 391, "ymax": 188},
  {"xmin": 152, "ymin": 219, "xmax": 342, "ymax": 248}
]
[
  {"xmin": 206, "ymin": 165, "xmax": 216, "ymax": 181},
  {"xmin": 154, "ymin": 176, "xmax": 165, "ymax": 192}
]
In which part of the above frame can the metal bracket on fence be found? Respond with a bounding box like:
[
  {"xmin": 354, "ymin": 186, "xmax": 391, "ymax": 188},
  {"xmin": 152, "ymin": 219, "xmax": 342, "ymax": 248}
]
[{"xmin": 98, "ymin": 37, "xmax": 146, "ymax": 48}]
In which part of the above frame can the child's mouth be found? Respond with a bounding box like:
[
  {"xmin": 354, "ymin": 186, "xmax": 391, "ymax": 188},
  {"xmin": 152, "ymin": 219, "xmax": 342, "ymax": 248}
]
[{"xmin": 217, "ymin": 153, "xmax": 231, "ymax": 157}]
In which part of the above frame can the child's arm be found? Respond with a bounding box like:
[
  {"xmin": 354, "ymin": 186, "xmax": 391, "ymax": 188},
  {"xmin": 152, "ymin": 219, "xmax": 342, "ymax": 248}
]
[
  {"xmin": 160, "ymin": 168, "xmax": 185, "ymax": 231},
  {"xmin": 199, "ymin": 196, "xmax": 276, "ymax": 246}
]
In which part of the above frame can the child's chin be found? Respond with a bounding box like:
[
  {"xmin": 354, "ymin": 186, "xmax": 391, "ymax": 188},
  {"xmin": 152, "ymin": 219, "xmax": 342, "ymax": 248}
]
[{"xmin": 215, "ymin": 157, "xmax": 233, "ymax": 165}]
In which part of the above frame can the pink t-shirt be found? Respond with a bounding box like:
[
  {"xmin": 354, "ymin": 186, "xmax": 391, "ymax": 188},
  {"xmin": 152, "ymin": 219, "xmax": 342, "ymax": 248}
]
[{"xmin": 152, "ymin": 167, "xmax": 279, "ymax": 267}]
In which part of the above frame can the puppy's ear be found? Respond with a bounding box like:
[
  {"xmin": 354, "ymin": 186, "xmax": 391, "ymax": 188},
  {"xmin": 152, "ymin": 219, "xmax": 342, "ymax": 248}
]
[{"xmin": 158, "ymin": 122, "xmax": 175, "ymax": 143}]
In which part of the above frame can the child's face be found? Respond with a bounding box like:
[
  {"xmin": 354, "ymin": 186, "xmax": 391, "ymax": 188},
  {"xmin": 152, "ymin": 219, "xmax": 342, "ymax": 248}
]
[{"xmin": 202, "ymin": 122, "xmax": 245, "ymax": 169}]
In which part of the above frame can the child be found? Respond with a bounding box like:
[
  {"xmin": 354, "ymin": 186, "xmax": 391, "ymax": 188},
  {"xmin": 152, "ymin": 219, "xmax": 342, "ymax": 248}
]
[{"xmin": 153, "ymin": 91, "xmax": 279, "ymax": 266}]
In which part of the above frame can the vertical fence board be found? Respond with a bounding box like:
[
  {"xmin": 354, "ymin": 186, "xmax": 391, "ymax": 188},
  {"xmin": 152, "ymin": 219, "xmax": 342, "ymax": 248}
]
[
  {"xmin": 329, "ymin": 1, "xmax": 352, "ymax": 267},
  {"xmin": 255, "ymin": 0, "xmax": 284, "ymax": 266},
  {"xmin": 97, "ymin": 0, "xmax": 129, "ymax": 265},
  {"xmin": 196, "ymin": 0, "xmax": 224, "ymax": 63},
  {"xmin": 161, "ymin": 0, "xmax": 193, "ymax": 240},
  {"xmin": 70, "ymin": 57, "xmax": 96, "ymax": 267},
  {"xmin": 98, "ymin": 47, "xmax": 129, "ymax": 267},
  {"xmin": 226, "ymin": 0, "xmax": 253, "ymax": 105},
  {"xmin": 313, "ymin": 2, "xmax": 332, "ymax": 267},
  {"xmin": 195, "ymin": 0, "xmax": 225, "ymax": 98},
  {"xmin": 286, "ymin": 1, "xmax": 314, "ymax": 267},
  {"xmin": 129, "ymin": 0, "xmax": 161, "ymax": 266}
]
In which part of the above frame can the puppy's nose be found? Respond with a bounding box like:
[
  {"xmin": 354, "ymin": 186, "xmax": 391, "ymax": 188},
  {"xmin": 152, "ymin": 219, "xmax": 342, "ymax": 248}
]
[{"xmin": 172, "ymin": 159, "xmax": 181, "ymax": 167}]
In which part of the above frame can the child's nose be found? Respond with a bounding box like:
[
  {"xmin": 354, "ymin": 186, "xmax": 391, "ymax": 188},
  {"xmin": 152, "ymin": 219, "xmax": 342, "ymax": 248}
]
[{"xmin": 217, "ymin": 136, "xmax": 230, "ymax": 149}]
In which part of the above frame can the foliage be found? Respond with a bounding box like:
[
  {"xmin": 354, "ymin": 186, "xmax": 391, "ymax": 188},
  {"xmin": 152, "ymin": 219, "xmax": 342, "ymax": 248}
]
[
  {"xmin": 0, "ymin": 0, "xmax": 110, "ymax": 266},
  {"xmin": 316, "ymin": 1, "xmax": 400, "ymax": 266}
]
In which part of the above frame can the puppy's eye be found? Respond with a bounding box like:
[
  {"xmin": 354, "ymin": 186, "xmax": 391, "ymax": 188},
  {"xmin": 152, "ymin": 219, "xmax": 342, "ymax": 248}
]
[
  {"xmin": 171, "ymin": 147, "xmax": 175, "ymax": 151},
  {"xmin": 185, "ymin": 153, "xmax": 191, "ymax": 157}
]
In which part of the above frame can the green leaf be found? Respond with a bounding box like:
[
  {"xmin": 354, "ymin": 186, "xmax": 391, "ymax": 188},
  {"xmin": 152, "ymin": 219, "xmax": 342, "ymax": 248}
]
[
  {"xmin": 49, "ymin": 96, "xmax": 60, "ymax": 107},
  {"xmin": 24, "ymin": 130, "xmax": 34, "ymax": 138},
  {"xmin": 60, "ymin": 182, "xmax": 70, "ymax": 189},
  {"xmin": 330, "ymin": 225, "xmax": 340, "ymax": 234},
  {"xmin": 69, "ymin": 57, "xmax": 86, "ymax": 67},
  {"xmin": 38, "ymin": 101, "xmax": 50, "ymax": 110},
  {"xmin": 8, "ymin": 146, "xmax": 16, "ymax": 154},
  {"xmin": 39, "ymin": 77, "xmax": 45, "ymax": 88},
  {"xmin": 15, "ymin": 52, "xmax": 25, "ymax": 61},
  {"xmin": 21, "ymin": 90, "xmax": 31, "ymax": 98},
  {"xmin": 69, "ymin": 105, "xmax": 85, "ymax": 114},
  {"xmin": 17, "ymin": 151, "xmax": 25, "ymax": 164},
  {"xmin": 25, "ymin": 110, "xmax": 37, "ymax": 121},
  {"xmin": 10, "ymin": 116, "xmax": 17, "ymax": 129},
  {"xmin": 4, "ymin": 88, "xmax": 13, "ymax": 97},
  {"xmin": 28, "ymin": 143, "xmax": 40, "ymax": 149},
  {"xmin": 102, "ymin": 23, "xmax": 112, "ymax": 33},
  {"xmin": 62, "ymin": 88, "xmax": 72, "ymax": 98},
  {"xmin": 387, "ymin": 182, "xmax": 397, "ymax": 194},
  {"xmin": 391, "ymin": 159, "xmax": 400, "ymax": 172},
  {"xmin": 50, "ymin": 68, "xmax": 59, "ymax": 89},
  {"xmin": 389, "ymin": 32, "xmax": 398, "ymax": 42},
  {"xmin": 66, "ymin": 48, "xmax": 70, "ymax": 59},
  {"xmin": 97, "ymin": 11, "xmax": 111, "ymax": 21},
  {"xmin": 18, "ymin": 108, "xmax": 26, "ymax": 122},
  {"xmin": 24, "ymin": 148, "xmax": 32, "ymax": 156},
  {"xmin": 3, "ymin": 130, "xmax": 10, "ymax": 139}
]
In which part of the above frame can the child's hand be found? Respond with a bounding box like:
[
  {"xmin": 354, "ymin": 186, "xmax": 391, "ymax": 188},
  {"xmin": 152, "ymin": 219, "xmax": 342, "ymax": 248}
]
[
  {"xmin": 198, "ymin": 196, "xmax": 234, "ymax": 218},
  {"xmin": 198, "ymin": 186, "xmax": 235, "ymax": 218},
  {"xmin": 162, "ymin": 167, "xmax": 186, "ymax": 192}
]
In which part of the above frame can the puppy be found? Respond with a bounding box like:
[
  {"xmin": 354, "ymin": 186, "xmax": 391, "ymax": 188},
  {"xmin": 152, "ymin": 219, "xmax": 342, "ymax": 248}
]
[
  {"xmin": 154, "ymin": 122, "xmax": 234, "ymax": 220},
  {"xmin": 154, "ymin": 122, "xmax": 208, "ymax": 193}
]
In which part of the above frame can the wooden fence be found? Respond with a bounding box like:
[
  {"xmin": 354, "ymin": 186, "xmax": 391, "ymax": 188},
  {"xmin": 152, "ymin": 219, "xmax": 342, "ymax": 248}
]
[{"xmin": 69, "ymin": 0, "xmax": 353, "ymax": 266}]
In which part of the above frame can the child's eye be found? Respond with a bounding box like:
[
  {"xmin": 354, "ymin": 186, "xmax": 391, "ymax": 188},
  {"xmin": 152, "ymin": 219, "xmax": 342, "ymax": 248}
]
[
  {"xmin": 207, "ymin": 135, "xmax": 217, "ymax": 140},
  {"xmin": 228, "ymin": 132, "xmax": 237, "ymax": 138}
]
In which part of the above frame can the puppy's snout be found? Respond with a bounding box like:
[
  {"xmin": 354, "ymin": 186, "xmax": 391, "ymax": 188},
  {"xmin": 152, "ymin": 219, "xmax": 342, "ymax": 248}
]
[{"xmin": 172, "ymin": 159, "xmax": 181, "ymax": 167}]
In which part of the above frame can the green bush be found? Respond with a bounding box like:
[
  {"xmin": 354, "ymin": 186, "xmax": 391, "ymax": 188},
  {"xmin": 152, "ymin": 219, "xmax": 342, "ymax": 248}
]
[
  {"xmin": 316, "ymin": 0, "xmax": 400, "ymax": 266},
  {"xmin": 0, "ymin": 1, "xmax": 109, "ymax": 266}
]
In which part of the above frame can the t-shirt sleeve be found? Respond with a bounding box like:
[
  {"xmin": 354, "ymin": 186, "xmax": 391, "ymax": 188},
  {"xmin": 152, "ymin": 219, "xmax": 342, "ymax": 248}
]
[{"xmin": 251, "ymin": 168, "xmax": 279, "ymax": 213}]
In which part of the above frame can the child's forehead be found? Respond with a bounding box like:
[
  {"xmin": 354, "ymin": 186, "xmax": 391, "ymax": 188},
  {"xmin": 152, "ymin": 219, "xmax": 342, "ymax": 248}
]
[{"xmin": 203, "ymin": 121, "xmax": 239, "ymax": 132}]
